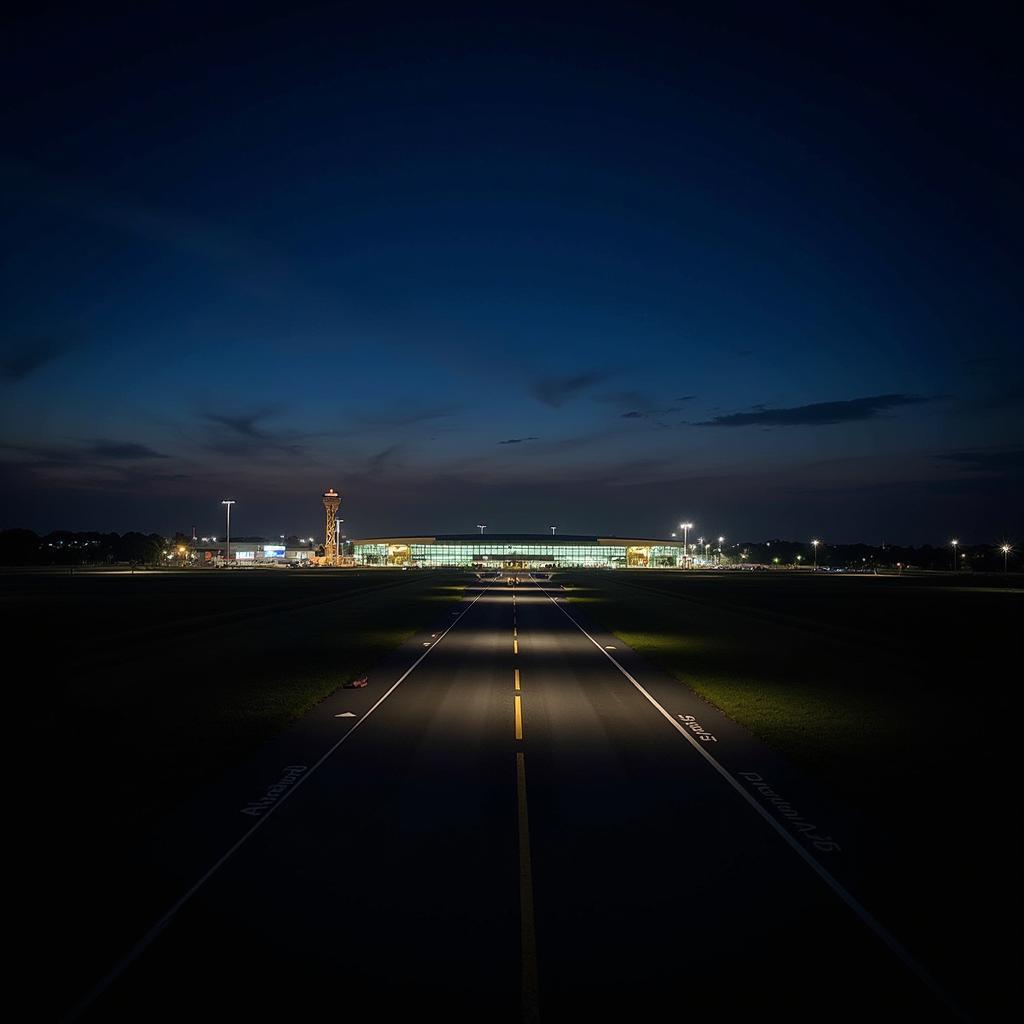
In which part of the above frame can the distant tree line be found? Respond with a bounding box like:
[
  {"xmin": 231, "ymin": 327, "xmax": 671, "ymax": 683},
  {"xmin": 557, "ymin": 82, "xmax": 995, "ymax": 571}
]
[{"xmin": 0, "ymin": 529, "xmax": 167, "ymax": 565}]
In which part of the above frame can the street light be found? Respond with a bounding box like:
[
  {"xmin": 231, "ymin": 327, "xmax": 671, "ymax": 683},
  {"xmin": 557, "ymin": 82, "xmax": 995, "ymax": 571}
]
[
  {"xmin": 477, "ymin": 524, "xmax": 487, "ymax": 535},
  {"xmin": 718, "ymin": 536, "xmax": 724, "ymax": 565},
  {"xmin": 679, "ymin": 522, "xmax": 693, "ymax": 567},
  {"xmin": 1001, "ymin": 544, "xmax": 1011, "ymax": 573},
  {"xmin": 221, "ymin": 500, "xmax": 235, "ymax": 564},
  {"xmin": 811, "ymin": 539, "xmax": 820, "ymax": 570},
  {"xmin": 550, "ymin": 526, "xmax": 557, "ymax": 535},
  {"xmin": 951, "ymin": 539, "xmax": 959, "ymax": 572}
]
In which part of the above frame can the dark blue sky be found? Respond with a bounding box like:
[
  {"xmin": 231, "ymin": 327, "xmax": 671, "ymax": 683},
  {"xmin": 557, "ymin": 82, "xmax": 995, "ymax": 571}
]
[{"xmin": 2, "ymin": 3, "xmax": 1021, "ymax": 543}]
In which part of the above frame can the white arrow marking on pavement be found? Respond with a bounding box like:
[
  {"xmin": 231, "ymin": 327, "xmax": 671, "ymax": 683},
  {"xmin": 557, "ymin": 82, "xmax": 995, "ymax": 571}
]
[{"xmin": 334, "ymin": 712, "xmax": 358, "ymax": 718}]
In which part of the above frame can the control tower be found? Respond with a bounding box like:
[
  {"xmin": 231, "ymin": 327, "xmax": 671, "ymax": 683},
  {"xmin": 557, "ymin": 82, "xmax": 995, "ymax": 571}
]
[{"xmin": 323, "ymin": 488, "xmax": 341, "ymax": 565}]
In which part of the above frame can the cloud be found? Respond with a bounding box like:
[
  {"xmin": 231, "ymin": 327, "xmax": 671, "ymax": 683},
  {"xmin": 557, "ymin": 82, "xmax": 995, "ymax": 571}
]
[
  {"xmin": 2, "ymin": 438, "xmax": 169, "ymax": 464},
  {"xmin": 0, "ymin": 337, "xmax": 75, "ymax": 382},
  {"xmin": 498, "ymin": 437, "xmax": 539, "ymax": 444},
  {"xmin": 937, "ymin": 447, "xmax": 1024, "ymax": 473},
  {"xmin": 367, "ymin": 446, "xmax": 400, "ymax": 474},
  {"xmin": 353, "ymin": 404, "xmax": 462, "ymax": 430},
  {"xmin": 88, "ymin": 440, "xmax": 169, "ymax": 460},
  {"xmin": 531, "ymin": 371, "xmax": 611, "ymax": 408},
  {"xmin": 204, "ymin": 409, "xmax": 277, "ymax": 439},
  {"xmin": 620, "ymin": 398, "xmax": 695, "ymax": 423},
  {"xmin": 694, "ymin": 394, "xmax": 931, "ymax": 427},
  {"xmin": 201, "ymin": 406, "xmax": 317, "ymax": 460}
]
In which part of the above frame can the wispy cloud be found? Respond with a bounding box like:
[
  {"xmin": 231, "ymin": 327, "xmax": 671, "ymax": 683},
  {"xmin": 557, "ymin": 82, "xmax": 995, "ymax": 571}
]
[
  {"xmin": 204, "ymin": 409, "xmax": 278, "ymax": 440},
  {"xmin": 201, "ymin": 406, "xmax": 314, "ymax": 459},
  {"xmin": 3, "ymin": 438, "xmax": 169, "ymax": 464},
  {"xmin": 694, "ymin": 394, "xmax": 931, "ymax": 427},
  {"xmin": 937, "ymin": 447, "xmax": 1024, "ymax": 473},
  {"xmin": 352, "ymin": 404, "xmax": 462, "ymax": 430},
  {"xmin": 620, "ymin": 396, "xmax": 695, "ymax": 424},
  {"xmin": 531, "ymin": 371, "xmax": 611, "ymax": 408},
  {"xmin": 0, "ymin": 337, "xmax": 76, "ymax": 382},
  {"xmin": 498, "ymin": 436, "xmax": 539, "ymax": 444},
  {"xmin": 367, "ymin": 445, "xmax": 400, "ymax": 474},
  {"xmin": 88, "ymin": 440, "xmax": 169, "ymax": 460}
]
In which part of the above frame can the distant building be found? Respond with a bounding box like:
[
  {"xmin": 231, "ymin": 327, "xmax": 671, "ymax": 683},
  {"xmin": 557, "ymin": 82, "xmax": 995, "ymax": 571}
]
[
  {"xmin": 352, "ymin": 534, "xmax": 684, "ymax": 568},
  {"xmin": 190, "ymin": 539, "xmax": 319, "ymax": 564},
  {"xmin": 229, "ymin": 542, "xmax": 314, "ymax": 564}
]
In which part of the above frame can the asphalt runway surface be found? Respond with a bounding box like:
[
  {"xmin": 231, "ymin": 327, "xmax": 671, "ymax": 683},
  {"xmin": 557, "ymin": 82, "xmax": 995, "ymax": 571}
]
[{"xmin": 78, "ymin": 577, "xmax": 959, "ymax": 1022}]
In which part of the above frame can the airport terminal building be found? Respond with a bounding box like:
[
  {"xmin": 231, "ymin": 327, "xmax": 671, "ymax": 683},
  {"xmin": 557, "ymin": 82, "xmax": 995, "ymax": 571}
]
[{"xmin": 352, "ymin": 534, "xmax": 685, "ymax": 569}]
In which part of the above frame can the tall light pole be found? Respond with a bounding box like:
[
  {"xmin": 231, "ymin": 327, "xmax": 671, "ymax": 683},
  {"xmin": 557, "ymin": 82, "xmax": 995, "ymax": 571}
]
[
  {"xmin": 718, "ymin": 536, "xmax": 724, "ymax": 566},
  {"xmin": 336, "ymin": 518, "xmax": 344, "ymax": 563},
  {"xmin": 680, "ymin": 522, "xmax": 693, "ymax": 567},
  {"xmin": 812, "ymin": 539, "xmax": 820, "ymax": 570},
  {"xmin": 221, "ymin": 500, "xmax": 235, "ymax": 565},
  {"xmin": 477, "ymin": 524, "xmax": 487, "ymax": 535},
  {"xmin": 951, "ymin": 539, "xmax": 959, "ymax": 572},
  {"xmin": 550, "ymin": 526, "xmax": 557, "ymax": 535}
]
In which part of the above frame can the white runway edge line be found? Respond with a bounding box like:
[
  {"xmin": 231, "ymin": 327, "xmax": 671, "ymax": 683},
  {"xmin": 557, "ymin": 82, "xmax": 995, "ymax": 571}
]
[
  {"xmin": 67, "ymin": 581, "xmax": 496, "ymax": 1023},
  {"xmin": 532, "ymin": 578, "xmax": 964, "ymax": 1021}
]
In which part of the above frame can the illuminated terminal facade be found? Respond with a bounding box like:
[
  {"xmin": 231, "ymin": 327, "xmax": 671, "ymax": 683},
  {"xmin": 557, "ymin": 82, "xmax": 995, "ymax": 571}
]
[{"xmin": 352, "ymin": 534, "xmax": 685, "ymax": 569}]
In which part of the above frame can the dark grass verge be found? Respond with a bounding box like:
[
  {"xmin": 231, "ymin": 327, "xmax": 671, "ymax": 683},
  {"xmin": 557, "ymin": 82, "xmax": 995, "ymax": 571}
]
[
  {"xmin": 36, "ymin": 572, "xmax": 466, "ymax": 831},
  {"xmin": 21, "ymin": 570, "xmax": 466, "ymax": 1018},
  {"xmin": 561, "ymin": 570, "xmax": 1022, "ymax": 1021}
]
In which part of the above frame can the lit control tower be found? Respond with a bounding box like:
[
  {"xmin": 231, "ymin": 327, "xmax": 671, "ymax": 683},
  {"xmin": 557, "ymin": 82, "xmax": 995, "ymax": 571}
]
[{"xmin": 323, "ymin": 488, "xmax": 341, "ymax": 565}]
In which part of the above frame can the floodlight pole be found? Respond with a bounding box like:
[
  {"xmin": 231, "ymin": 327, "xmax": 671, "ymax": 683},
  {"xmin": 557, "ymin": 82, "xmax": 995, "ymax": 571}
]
[
  {"xmin": 679, "ymin": 523, "xmax": 692, "ymax": 567},
  {"xmin": 221, "ymin": 500, "xmax": 235, "ymax": 565}
]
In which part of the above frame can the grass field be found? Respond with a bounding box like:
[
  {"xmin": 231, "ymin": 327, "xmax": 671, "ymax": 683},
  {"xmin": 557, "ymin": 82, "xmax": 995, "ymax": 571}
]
[
  {"xmin": 560, "ymin": 570, "xmax": 1020, "ymax": 788},
  {"xmin": 9, "ymin": 567, "xmax": 465, "ymax": 826},
  {"xmin": 8, "ymin": 566, "xmax": 466, "ymax": 1015},
  {"xmin": 560, "ymin": 568, "xmax": 1022, "ymax": 1014}
]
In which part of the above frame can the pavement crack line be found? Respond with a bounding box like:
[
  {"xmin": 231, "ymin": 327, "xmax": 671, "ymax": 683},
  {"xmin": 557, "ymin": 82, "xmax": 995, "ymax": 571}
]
[
  {"xmin": 67, "ymin": 580, "xmax": 496, "ymax": 1023},
  {"xmin": 530, "ymin": 576, "xmax": 962, "ymax": 1021}
]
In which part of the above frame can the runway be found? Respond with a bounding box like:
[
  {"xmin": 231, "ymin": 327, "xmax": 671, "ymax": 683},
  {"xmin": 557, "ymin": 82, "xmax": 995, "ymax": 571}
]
[{"xmin": 80, "ymin": 577, "xmax": 954, "ymax": 1021}]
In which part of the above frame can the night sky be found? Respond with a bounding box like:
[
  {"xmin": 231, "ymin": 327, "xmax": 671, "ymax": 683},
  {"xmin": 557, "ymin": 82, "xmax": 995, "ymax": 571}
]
[{"xmin": 2, "ymin": 3, "xmax": 1021, "ymax": 543}]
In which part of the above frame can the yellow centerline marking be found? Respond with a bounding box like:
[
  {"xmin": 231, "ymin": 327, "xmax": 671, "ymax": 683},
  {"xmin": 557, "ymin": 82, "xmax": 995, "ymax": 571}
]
[
  {"xmin": 514, "ymin": 667, "xmax": 520, "ymax": 691},
  {"xmin": 514, "ymin": 694, "xmax": 523, "ymax": 739},
  {"xmin": 513, "ymin": 638, "xmax": 519, "ymax": 654},
  {"xmin": 516, "ymin": 752, "xmax": 540, "ymax": 1022}
]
